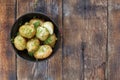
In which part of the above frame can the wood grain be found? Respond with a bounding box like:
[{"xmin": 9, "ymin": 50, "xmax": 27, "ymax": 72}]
[
  {"xmin": 62, "ymin": 0, "xmax": 84, "ymax": 80},
  {"xmin": 83, "ymin": 19, "xmax": 107, "ymax": 80},
  {"xmin": 0, "ymin": 0, "xmax": 16, "ymax": 80},
  {"xmin": 63, "ymin": 0, "xmax": 107, "ymax": 80},
  {"xmin": 82, "ymin": 0, "xmax": 107, "ymax": 80},
  {"xmin": 1, "ymin": 0, "xmax": 120, "ymax": 79},
  {"xmin": 108, "ymin": 0, "xmax": 120, "ymax": 80}
]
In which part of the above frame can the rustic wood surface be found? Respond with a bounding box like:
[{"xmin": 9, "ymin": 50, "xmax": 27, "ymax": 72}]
[
  {"xmin": 0, "ymin": 0, "xmax": 120, "ymax": 80},
  {"xmin": 0, "ymin": 0, "xmax": 16, "ymax": 80},
  {"xmin": 108, "ymin": 0, "xmax": 120, "ymax": 80}
]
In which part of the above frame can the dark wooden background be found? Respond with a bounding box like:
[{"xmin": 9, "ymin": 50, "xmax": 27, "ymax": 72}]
[{"xmin": 0, "ymin": 0, "xmax": 120, "ymax": 80}]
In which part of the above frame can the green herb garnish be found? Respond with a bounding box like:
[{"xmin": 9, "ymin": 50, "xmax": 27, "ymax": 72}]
[
  {"xmin": 44, "ymin": 37, "xmax": 52, "ymax": 44},
  {"xmin": 33, "ymin": 21, "xmax": 40, "ymax": 29},
  {"xmin": 28, "ymin": 52, "xmax": 34, "ymax": 56}
]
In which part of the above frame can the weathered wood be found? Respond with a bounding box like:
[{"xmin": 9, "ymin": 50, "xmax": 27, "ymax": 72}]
[
  {"xmin": 2, "ymin": 0, "xmax": 120, "ymax": 79},
  {"xmin": 17, "ymin": 0, "xmax": 48, "ymax": 80},
  {"xmin": 108, "ymin": 0, "xmax": 120, "ymax": 80},
  {"xmin": 62, "ymin": 0, "xmax": 84, "ymax": 80},
  {"xmin": 0, "ymin": 0, "xmax": 16, "ymax": 80},
  {"xmin": 63, "ymin": 0, "xmax": 107, "ymax": 80},
  {"xmin": 47, "ymin": 0, "xmax": 62, "ymax": 80},
  {"xmin": 83, "ymin": 19, "xmax": 107, "ymax": 80},
  {"xmin": 82, "ymin": 0, "xmax": 107, "ymax": 80}
]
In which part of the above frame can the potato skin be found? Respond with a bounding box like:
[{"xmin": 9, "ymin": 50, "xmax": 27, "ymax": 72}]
[
  {"xmin": 27, "ymin": 38, "xmax": 40, "ymax": 54},
  {"xmin": 44, "ymin": 34, "xmax": 57, "ymax": 47},
  {"xmin": 19, "ymin": 24, "xmax": 36, "ymax": 39},
  {"xmin": 36, "ymin": 27, "xmax": 49, "ymax": 41},
  {"xmin": 34, "ymin": 45, "xmax": 52, "ymax": 59},
  {"xmin": 14, "ymin": 35, "xmax": 26, "ymax": 50}
]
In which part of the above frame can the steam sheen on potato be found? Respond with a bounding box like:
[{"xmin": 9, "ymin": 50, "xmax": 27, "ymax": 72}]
[
  {"xmin": 27, "ymin": 38, "xmax": 40, "ymax": 54},
  {"xmin": 34, "ymin": 45, "xmax": 52, "ymax": 59},
  {"xmin": 19, "ymin": 24, "xmax": 36, "ymax": 39},
  {"xmin": 36, "ymin": 27, "xmax": 49, "ymax": 41},
  {"xmin": 42, "ymin": 21, "xmax": 54, "ymax": 35},
  {"xmin": 14, "ymin": 35, "xmax": 26, "ymax": 50}
]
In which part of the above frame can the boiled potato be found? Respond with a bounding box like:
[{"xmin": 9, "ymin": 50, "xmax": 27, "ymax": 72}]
[
  {"xmin": 27, "ymin": 38, "xmax": 40, "ymax": 56},
  {"xmin": 34, "ymin": 45, "xmax": 52, "ymax": 59},
  {"xmin": 30, "ymin": 18, "xmax": 44, "ymax": 29},
  {"xmin": 42, "ymin": 21, "xmax": 54, "ymax": 34},
  {"xmin": 36, "ymin": 27, "xmax": 49, "ymax": 41},
  {"xmin": 19, "ymin": 24, "xmax": 36, "ymax": 39},
  {"xmin": 44, "ymin": 34, "xmax": 57, "ymax": 47},
  {"xmin": 14, "ymin": 35, "xmax": 26, "ymax": 50}
]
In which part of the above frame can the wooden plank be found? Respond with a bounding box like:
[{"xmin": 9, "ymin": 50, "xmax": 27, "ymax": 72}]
[
  {"xmin": 62, "ymin": 0, "xmax": 84, "ymax": 80},
  {"xmin": 82, "ymin": 0, "xmax": 107, "ymax": 80},
  {"xmin": 83, "ymin": 19, "xmax": 107, "ymax": 80},
  {"xmin": 46, "ymin": 0, "xmax": 62, "ymax": 80},
  {"xmin": 0, "ymin": 0, "xmax": 16, "ymax": 80},
  {"xmin": 108, "ymin": 0, "xmax": 120, "ymax": 80},
  {"xmin": 63, "ymin": 0, "xmax": 107, "ymax": 80},
  {"xmin": 17, "ymin": 0, "xmax": 48, "ymax": 80}
]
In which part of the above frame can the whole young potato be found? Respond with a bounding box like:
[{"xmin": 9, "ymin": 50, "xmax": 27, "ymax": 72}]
[
  {"xmin": 30, "ymin": 18, "xmax": 44, "ymax": 29},
  {"xmin": 14, "ymin": 35, "xmax": 26, "ymax": 50},
  {"xmin": 19, "ymin": 24, "xmax": 36, "ymax": 39},
  {"xmin": 34, "ymin": 45, "xmax": 52, "ymax": 59},
  {"xmin": 27, "ymin": 38, "xmax": 40, "ymax": 56},
  {"xmin": 44, "ymin": 34, "xmax": 57, "ymax": 47},
  {"xmin": 36, "ymin": 27, "xmax": 49, "ymax": 41},
  {"xmin": 42, "ymin": 21, "xmax": 54, "ymax": 35}
]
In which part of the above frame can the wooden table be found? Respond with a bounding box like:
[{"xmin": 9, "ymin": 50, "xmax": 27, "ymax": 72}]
[{"xmin": 0, "ymin": 0, "xmax": 120, "ymax": 80}]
